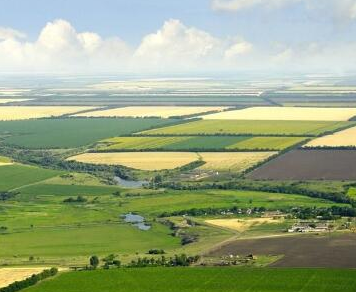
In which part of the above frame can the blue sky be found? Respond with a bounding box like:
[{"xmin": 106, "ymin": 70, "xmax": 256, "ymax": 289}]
[{"xmin": 0, "ymin": 0, "xmax": 356, "ymax": 74}]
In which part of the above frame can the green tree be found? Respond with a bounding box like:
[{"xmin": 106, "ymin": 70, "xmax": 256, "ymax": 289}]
[{"xmin": 90, "ymin": 255, "xmax": 99, "ymax": 269}]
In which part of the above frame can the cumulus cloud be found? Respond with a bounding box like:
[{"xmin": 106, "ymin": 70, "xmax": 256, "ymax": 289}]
[
  {"xmin": 134, "ymin": 19, "xmax": 223, "ymax": 71},
  {"xmin": 0, "ymin": 19, "xmax": 131, "ymax": 72},
  {"xmin": 0, "ymin": 18, "xmax": 355, "ymax": 74},
  {"xmin": 0, "ymin": 27, "xmax": 26, "ymax": 40}
]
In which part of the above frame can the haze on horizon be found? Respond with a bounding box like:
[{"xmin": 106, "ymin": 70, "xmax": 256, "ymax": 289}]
[{"xmin": 1, "ymin": 0, "xmax": 356, "ymax": 75}]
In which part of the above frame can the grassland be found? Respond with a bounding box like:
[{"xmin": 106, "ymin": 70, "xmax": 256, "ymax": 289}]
[
  {"xmin": 98, "ymin": 136, "xmax": 305, "ymax": 151},
  {"xmin": 0, "ymin": 180, "xmax": 341, "ymax": 264},
  {"xmin": 201, "ymin": 106, "xmax": 356, "ymax": 121},
  {"xmin": 68, "ymin": 152, "xmax": 199, "ymax": 170},
  {"xmin": 25, "ymin": 267, "xmax": 356, "ymax": 292},
  {"xmin": 0, "ymin": 164, "xmax": 61, "ymax": 190},
  {"xmin": 0, "ymin": 118, "xmax": 179, "ymax": 148},
  {"xmin": 74, "ymin": 106, "xmax": 228, "ymax": 118},
  {"xmin": 305, "ymin": 126, "xmax": 356, "ymax": 147},
  {"xmin": 140, "ymin": 119, "xmax": 352, "ymax": 136},
  {"xmin": 198, "ymin": 152, "xmax": 276, "ymax": 172},
  {"xmin": 0, "ymin": 106, "xmax": 96, "ymax": 120}
]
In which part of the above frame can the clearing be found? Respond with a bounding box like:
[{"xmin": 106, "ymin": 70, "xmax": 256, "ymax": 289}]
[{"xmin": 201, "ymin": 106, "xmax": 356, "ymax": 121}]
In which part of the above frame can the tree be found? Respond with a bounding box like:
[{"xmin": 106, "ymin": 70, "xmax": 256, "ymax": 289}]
[{"xmin": 90, "ymin": 255, "xmax": 99, "ymax": 269}]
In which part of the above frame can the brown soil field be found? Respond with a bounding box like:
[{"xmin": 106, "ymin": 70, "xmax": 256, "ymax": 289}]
[
  {"xmin": 248, "ymin": 149, "xmax": 356, "ymax": 180},
  {"xmin": 209, "ymin": 233, "xmax": 356, "ymax": 268},
  {"xmin": 0, "ymin": 267, "xmax": 46, "ymax": 288}
]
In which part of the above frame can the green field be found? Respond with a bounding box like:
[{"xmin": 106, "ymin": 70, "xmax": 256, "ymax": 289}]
[
  {"xmin": 25, "ymin": 268, "xmax": 356, "ymax": 292},
  {"xmin": 0, "ymin": 164, "xmax": 61, "ymax": 190},
  {"xmin": 98, "ymin": 136, "xmax": 306, "ymax": 151},
  {"xmin": 0, "ymin": 118, "xmax": 180, "ymax": 148},
  {"xmin": 140, "ymin": 119, "xmax": 353, "ymax": 136}
]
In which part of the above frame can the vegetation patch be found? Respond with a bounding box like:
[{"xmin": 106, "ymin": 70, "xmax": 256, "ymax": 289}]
[
  {"xmin": 0, "ymin": 118, "xmax": 180, "ymax": 148},
  {"xmin": 24, "ymin": 267, "xmax": 356, "ymax": 292},
  {"xmin": 140, "ymin": 119, "xmax": 351, "ymax": 136}
]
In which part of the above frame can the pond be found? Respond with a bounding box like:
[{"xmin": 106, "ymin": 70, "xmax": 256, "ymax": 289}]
[
  {"xmin": 114, "ymin": 176, "xmax": 148, "ymax": 189},
  {"xmin": 123, "ymin": 213, "xmax": 151, "ymax": 231}
]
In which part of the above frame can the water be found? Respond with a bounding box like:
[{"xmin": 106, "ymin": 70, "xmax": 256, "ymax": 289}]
[
  {"xmin": 123, "ymin": 213, "xmax": 151, "ymax": 230},
  {"xmin": 114, "ymin": 176, "xmax": 147, "ymax": 189}
]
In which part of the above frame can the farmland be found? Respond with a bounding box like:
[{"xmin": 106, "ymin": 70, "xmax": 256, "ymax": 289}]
[
  {"xmin": 74, "ymin": 106, "xmax": 229, "ymax": 118},
  {"xmin": 0, "ymin": 106, "xmax": 96, "ymax": 120},
  {"xmin": 0, "ymin": 118, "xmax": 179, "ymax": 148},
  {"xmin": 248, "ymin": 149, "xmax": 356, "ymax": 180},
  {"xmin": 305, "ymin": 126, "xmax": 356, "ymax": 147},
  {"xmin": 25, "ymin": 267, "xmax": 356, "ymax": 292},
  {"xmin": 202, "ymin": 106, "xmax": 356, "ymax": 121},
  {"xmin": 68, "ymin": 152, "xmax": 200, "ymax": 170},
  {"xmin": 140, "ymin": 119, "xmax": 352, "ymax": 136},
  {"xmin": 97, "ymin": 136, "xmax": 305, "ymax": 151},
  {"xmin": 0, "ymin": 163, "xmax": 61, "ymax": 190},
  {"xmin": 68, "ymin": 152, "xmax": 276, "ymax": 172},
  {"xmin": 210, "ymin": 233, "xmax": 356, "ymax": 268},
  {"xmin": 198, "ymin": 152, "xmax": 276, "ymax": 172},
  {"xmin": 0, "ymin": 268, "xmax": 47, "ymax": 288}
]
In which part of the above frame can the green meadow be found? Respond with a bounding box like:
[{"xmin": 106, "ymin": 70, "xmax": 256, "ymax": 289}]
[
  {"xmin": 140, "ymin": 119, "xmax": 352, "ymax": 136},
  {"xmin": 0, "ymin": 118, "xmax": 179, "ymax": 148},
  {"xmin": 25, "ymin": 268, "xmax": 356, "ymax": 292}
]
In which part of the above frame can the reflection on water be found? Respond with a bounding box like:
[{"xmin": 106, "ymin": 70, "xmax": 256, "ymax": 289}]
[
  {"xmin": 114, "ymin": 176, "xmax": 148, "ymax": 189},
  {"xmin": 123, "ymin": 213, "xmax": 151, "ymax": 230}
]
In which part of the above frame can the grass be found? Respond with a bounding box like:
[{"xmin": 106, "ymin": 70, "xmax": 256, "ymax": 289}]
[
  {"xmin": 98, "ymin": 136, "xmax": 303, "ymax": 151},
  {"xmin": 0, "ymin": 118, "xmax": 180, "ymax": 148},
  {"xmin": 226, "ymin": 137, "xmax": 307, "ymax": 150},
  {"xmin": 25, "ymin": 267, "xmax": 356, "ymax": 292},
  {"xmin": 140, "ymin": 120, "xmax": 352, "ymax": 136},
  {"xmin": 0, "ymin": 164, "xmax": 61, "ymax": 190}
]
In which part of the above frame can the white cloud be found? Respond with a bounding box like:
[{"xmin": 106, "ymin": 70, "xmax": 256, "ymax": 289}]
[
  {"xmin": 0, "ymin": 27, "xmax": 26, "ymax": 40},
  {"xmin": 0, "ymin": 18, "xmax": 355, "ymax": 74},
  {"xmin": 212, "ymin": 0, "xmax": 300, "ymax": 12},
  {"xmin": 134, "ymin": 19, "xmax": 223, "ymax": 71},
  {"xmin": 0, "ymin": 19, "xmax": 131, "ymax": 72},
  {"xmin": 224, "ymin": 40, "xmax": 253, "ymax": 59}
]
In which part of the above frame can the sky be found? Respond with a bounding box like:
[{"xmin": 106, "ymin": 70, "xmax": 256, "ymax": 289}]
[{"xmin": 1, "ymin": 0, "xmax": 356, "ymax": 75}]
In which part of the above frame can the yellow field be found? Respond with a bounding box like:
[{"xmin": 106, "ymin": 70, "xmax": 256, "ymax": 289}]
[
  {"xmin": 74, "ymin": 106, "xmax": 228, "ymax": 118},
  {"xmin": 0, "ymin": 106, "xmax": 96, "ymax": 120},
  {"xmin": 0, "ymin": 156, "xmax": 13, "ymax": 166},
  {"xmin": 205, "ymin": 217, "xmax": 282, "ymax": 232},
  {"xmin": 201, "ymin": 106, "xmax": 356, "ymax": 121},
  {"xmin": 198, "ymin": 152, "xmax": 276, "ymax": 172},
  {"xmin": 0, "ymin": 267, "xmax": 46, "ymax": 288},
  {"xmin": 67, "ymin": 152, "xmax": 199, "ymax": 170},
  {"xmin": 0, "ymin": 99, "xmax": 32, "ymax": 104},
  {"xmin": 305, "ymin": 126, "xmax": 356, "ymax": 147}
]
